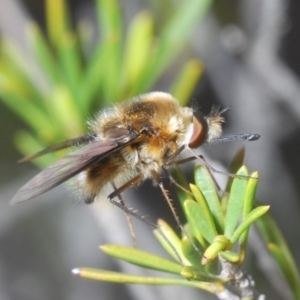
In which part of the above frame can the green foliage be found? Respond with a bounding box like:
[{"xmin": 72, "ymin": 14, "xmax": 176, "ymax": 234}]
[
  {"xmin": 257, "ymin": 213, "xmax": 300, "ymax": 299},
  {"xmin": 0, "ymin": 0, "xmax": 207, "ymax": 167},
  {"xmin": 72, "ymin": 156, "xmax": 300, "ymax": 298},
  {"xmin": 2, "ymin": 1, "xmax": 299, "ymax": 298},
  {"xmin": 73, "ymin": 162, "xmax": 271, "ymax": 298}
]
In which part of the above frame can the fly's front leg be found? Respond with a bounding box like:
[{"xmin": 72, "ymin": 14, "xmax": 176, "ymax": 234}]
[
  {"xmin": 163, "ymin": 167, "xmax": 193, "ymax": 196},
  {"xmin": 151, "ymin": 169, "xmax": 203, "ymax": 257}
]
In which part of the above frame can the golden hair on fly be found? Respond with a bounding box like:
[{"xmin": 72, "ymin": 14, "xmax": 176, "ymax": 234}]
[{"xmin": 10, "ymin": 92, "xmax": 260, "ymax": 205}]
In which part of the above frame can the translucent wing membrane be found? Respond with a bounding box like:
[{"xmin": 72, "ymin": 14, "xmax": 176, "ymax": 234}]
[
  {"xmin": 11, "ymin": 137, "xmax": 138, "ymax": 205},
  {"xmin": 18, "ymin": 134, "xmax": 97, "ymax": 163}
]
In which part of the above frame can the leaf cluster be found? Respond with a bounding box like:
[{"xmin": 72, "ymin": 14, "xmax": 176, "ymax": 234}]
[
  {"xmin": 74, "ymin": 150, "xmax": 300, "ymax": 299},
  {"xmin": 0, "ymin": 0, "xmax": 208, "ymax": 166}
]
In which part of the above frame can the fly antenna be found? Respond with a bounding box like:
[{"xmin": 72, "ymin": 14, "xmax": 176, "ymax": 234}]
[{"xmin": 212, "ymin": 133, "xmax": 260, "ymax": 143}]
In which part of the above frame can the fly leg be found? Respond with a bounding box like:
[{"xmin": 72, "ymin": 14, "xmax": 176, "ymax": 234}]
[
  {"xmin": 151, "ymin": 170, "xmax": 203, "ymax": 257},
  {"xmin": 109, "ymin": 174, "xmax": 144, "ymax": 247},
  {"xmin": 111, "ymin": 181, "xmax": 138, "ymax": 248},
  {"xmin": 108, "ymin": 173, "xmax": 183, "ymax": 264},
  {"xmin": 187, "ymin": 148, "xmax": 258, "ymax": 180},
  {"xmin": 163, "ymin": 166, "xmax": 193, "ymax": 196},
  {"xmin": 108, "ymin": 174, "xmax": 144, "ymax": 199}
]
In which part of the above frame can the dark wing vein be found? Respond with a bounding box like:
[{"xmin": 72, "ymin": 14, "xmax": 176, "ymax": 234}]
[
  {"xmin": 18, "ymin": 134, "xmax": 97, "ymax": 163},
  {"xmin": 11, "ymin": 136, "xmax": 138, "ymax": 205}
]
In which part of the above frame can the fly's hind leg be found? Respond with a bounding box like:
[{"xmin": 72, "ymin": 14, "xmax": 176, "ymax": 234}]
[
  {"xmin": 108, "ymin": 174, "xmax": 144, "ymax": 200},
  {"xmin": 108, "ymin": 173, "xmax": 183, "ymax": 264},
  {"xmin": 108, "ymin": 174, "xmax": 145, "ymax": 247}
]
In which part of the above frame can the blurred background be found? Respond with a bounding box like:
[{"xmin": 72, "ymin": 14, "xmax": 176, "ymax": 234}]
[{"xmin": 1, "ymin": 0, "xmax": 300, "ymax": 299}]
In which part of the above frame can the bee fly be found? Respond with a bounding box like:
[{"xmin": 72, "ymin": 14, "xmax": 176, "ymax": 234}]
[{"xmin": 11, "ymin": 92, "xmax": 259, "ymax": 214}]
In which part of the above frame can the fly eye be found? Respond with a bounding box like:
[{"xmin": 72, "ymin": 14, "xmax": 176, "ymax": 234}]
[{"xmin": 188, "ymin": 114, "xmax": 209, "ymax": 148}]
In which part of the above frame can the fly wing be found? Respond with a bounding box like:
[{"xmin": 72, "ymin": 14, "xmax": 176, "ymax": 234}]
[
  {"xmin": 10, "ymin": 137, "xmax": 137, "ymax": 205},
  {"xmin": 18, "ymin": 134, "xmax": 97, "ymax": 163}
]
